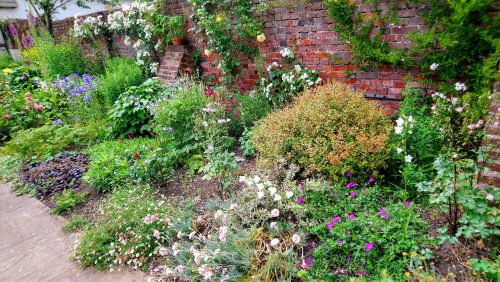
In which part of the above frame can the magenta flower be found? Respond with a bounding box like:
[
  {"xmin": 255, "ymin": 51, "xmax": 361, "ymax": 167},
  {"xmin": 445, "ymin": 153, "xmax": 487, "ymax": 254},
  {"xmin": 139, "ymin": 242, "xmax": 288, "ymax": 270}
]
[
  {"xmin": 359, "ymin": 270, "xmax": 365, "ymax": 276},
  {"xmin": 346, "ymin": 182, "xmax": 357, "ymax": 189},
  {"xmin": 326, "ymin": 222, "xmax": 334, "ymax": 229},
  {"xmin": 305, "ymin": 257, "xmax": 313, "ymax": 265},
  {"xmin": 299, "ymin": 183, "xmax": 305, "ymax": 190},
  {"xmin": 346, "ymin": 257, "xmax": 352, "ymax": 262},
  {"xmin": 349, "ymin": 191, "xmax": 357, "ymax": 197},
  {"xmin": 379, "ymin": 209, "xmax": 386, "ymax": 215},
  {"xmin": 338, "ymin": 240, "xmax": 343, "ymax": 245},
  {"xmin": 330, "ymin": 216, "xmax": 341, "ymax": 223},
  {"xmin": 385, "ymin": 214, "xmax": 390, "ymax": 220},
  {"xmin": 368, "ymin": 177, "xmax": 375, "ymax": 183},
  {"xmin": 348, "ymin": 213, "xmax": 355, "ymax": 220},
  {"xmin": 297, "ymin": 197, "xmax": 305, "ymax": 204},
  {"xmin": 345, "ymin": 172, "xmax": 352, "ymax": 177},
  {"xmin": 365, "ymin": 242, "xmax": 374, "ymax": 251},
  {"xmin": 405, "ymin": 201, "xmax": 410, "ymax": 207}
]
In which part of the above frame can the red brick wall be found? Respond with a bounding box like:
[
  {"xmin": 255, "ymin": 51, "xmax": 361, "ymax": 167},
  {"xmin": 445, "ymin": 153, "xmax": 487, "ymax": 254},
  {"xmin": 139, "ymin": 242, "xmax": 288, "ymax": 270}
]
[{"xmin": 163, "ymin": 0, "xmax": 429, "ymax": 112}]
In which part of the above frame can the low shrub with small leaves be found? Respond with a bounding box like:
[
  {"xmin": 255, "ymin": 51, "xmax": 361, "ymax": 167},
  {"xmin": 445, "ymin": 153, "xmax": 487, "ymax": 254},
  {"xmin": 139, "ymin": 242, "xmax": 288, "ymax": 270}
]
[
  {"xmin": 253, "ymin": 82, "xmax": 392, "ymax": 180},
  {"xmin": 53, "ymin": 189, "xmax": 89, "ymax": 214},
  {"xmin": 98, "ymin": 57, "xmax": 144, "ymax": 107}
]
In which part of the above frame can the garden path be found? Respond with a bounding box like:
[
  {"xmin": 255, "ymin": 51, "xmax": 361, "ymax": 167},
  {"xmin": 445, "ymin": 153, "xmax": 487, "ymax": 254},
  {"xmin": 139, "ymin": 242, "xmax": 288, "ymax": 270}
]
[{"xmin": 0, "ymin": 183, "xmax": 145, "ymax": 282}]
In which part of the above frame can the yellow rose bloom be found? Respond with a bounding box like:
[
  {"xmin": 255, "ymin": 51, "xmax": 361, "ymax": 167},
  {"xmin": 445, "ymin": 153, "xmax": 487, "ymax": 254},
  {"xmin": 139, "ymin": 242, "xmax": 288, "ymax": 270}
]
[
  {"xmin": 204, "ymin": 49, "xmax": 212, "ymax": 56},
  {"xmin": 404, "ymin": 272, "xmax": 411, "ymax": 278},
  {"xmin": 216, "ymin": 16, "xmax": 223, "ymax": 23},
  {"xmin": 257, "ymin": 33, "xmax": 266, "ymax": 43},
  {"xmin": 2, "ymin": 68, "xmax": 14, "ymax": 74}
]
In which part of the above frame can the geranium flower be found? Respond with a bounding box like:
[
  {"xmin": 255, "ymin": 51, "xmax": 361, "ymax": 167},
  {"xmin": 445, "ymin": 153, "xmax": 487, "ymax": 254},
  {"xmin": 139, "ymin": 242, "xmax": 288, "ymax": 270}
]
[
  {"xmin": 33, "ymin": 103, "xmax": 44, "ymax": 110},
  {"xmin": 348, "ymin": 213, "xmax": 355, "ymax": 220},
  {"xmin": 385, "ymin": 214, "xmax": 390, "ymax": 220},
  {"xmin": 379, "ymin": 209, "xmax": 386, "ymax": 215},
  {"xmin": 405, "ymin": 201, "xmax": 411, "ymax": 207},
  {"xmin": 331, "ymin": 216, "xmax": 341, "ymax": 223},
  {"xmin": 292, "ymin": 234, "xmax": 301, "ymax": 244},
  {"xmin": 359, "ymin": 270, "xmax": 366, "ymax": 276},
  {"xmin": 299, "ymin": 183, "xmax": 305, "ymax": 189},
  {"xmin": 368, "ymin": 177, "xmax": 375, "ymax": 183},
  {"xmin": 346, "ymin": 257, "xmax": 352, "ymax": 262},
  {"xmin": 338, "ymin": 239, "xmax": 343, "ymax": 245},
  {"xmin": 326, "ymin": 222, "xmax": 334, "ymax": 229},
  {"xmin": 297, "ymin": 197, "xmax": 305, "ymax": 204},
  {"xmin": 270, "ymin": 238, "xmax": 280, "ymax": 247},
  {"xmin": 134, "ymin": 152, "xmax": 140, "ymax": 159},
  {"xmin": 365, "ymin": 242, "xmax": 374, "ymax": 251},
  {"xmin": 405, "ymin": 155, "xmax": 413, "ymax": 163},
  {"xmin": 346, "ymin": 182, "xmax": 357, "ymax": 189},
  {"xmin": 271, "ymin": 209, "xmax": 279, "ymax": 217},
  {"xmin": 349, "ymin": 191, "xmax": 357, "ymax": 197}
]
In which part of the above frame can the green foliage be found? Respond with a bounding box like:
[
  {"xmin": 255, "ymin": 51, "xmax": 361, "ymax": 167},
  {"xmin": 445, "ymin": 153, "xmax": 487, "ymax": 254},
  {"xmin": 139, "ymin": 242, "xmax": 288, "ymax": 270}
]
[
  {"xmin": 0, "ymin": 53, "xmax": 15, "ymax": 69},
  {"xmin": 189, "ymin": 0, "xmax": 265, "ymax": 81},
  {"xmin": 0, "ymin": 154, "xmax": 22, "ymax": 184},
  {"xmin": 153, "ymin": 80, "xmax": 208, "ymax": 151},
  {"xmin": 109, "ymin": 78, "xmax": 165, "ymax": 137},
  {"xmin": 239, "ymin": 127, "xmax": 255, "ymax": 157},
  {"xmin": 38, "ymin": 35, "xmax": 86, "ymax": 77},
  {"xmin": 469, "ymin": 257, "xmax": 499, "ymax": 281},
  {"xmin": 417, "ymin": 153, "xmax": 499, "ymax": 242},
  {"xmin": 1, "ymin": 125, "xmax": 96, "ymax": 159},
  {"xmin": 234, "ymin": 91, "xmax": 272, "ymax": 130},
  {"xmin": 299, "ymin": 179, "xmax": 430, "ymax": 280},
  {"xmin": 253, "ymin": 82, "xmax": 392, "ymax": 180},
  {"xmin": 83, "ymin": 138, "xmax": 176, "ymax": 192},
  {"xmin": 53, "ymin": 189, "xmax": 89, "ymax": 214},
  {"xmin": 324, "ymin": 0, "xmax": 408, "ymax": 68},
  {"xmin": 388, "ymin": 86, "xmax": 442, "ymax": 198},
  {"xmin": 98, "ymin": 57, "xmax": 144, "ymax": 107},
  {"xmin": 169, "ymin": 15, "xmax": 185, "ymax": 38},
  {"xmin": 62, "ymin": 215, "xmax": 90, "ymax": 232},
  {"xmin": 76, "ymin": 185, "xmax": 184, "ymax": 271}
]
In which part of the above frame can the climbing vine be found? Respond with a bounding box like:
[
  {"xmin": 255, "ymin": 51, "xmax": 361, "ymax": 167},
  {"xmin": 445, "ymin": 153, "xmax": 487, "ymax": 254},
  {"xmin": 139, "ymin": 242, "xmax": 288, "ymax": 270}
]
[{"xmin": 189, "ymin": 0, "xmax": 266, "ymax": 83}]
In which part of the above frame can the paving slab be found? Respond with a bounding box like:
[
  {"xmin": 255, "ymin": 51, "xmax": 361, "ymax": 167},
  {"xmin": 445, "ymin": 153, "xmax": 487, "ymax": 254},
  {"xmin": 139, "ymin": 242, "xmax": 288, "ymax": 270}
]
[{"xmin": 0, "ymin": 183, "xmax": 145, "ymax": 282}]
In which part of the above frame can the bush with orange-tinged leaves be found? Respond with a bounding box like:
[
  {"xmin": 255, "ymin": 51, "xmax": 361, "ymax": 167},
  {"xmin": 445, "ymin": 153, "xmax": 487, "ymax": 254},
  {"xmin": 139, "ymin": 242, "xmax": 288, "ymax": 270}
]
[{"xmin": 252, "ymin": 82, "xmax": 392, "ymax": 180}]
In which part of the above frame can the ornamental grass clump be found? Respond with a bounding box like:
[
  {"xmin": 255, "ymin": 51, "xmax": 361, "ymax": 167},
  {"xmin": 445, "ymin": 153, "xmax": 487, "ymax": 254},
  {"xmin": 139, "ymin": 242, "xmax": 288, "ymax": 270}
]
[{"xmin": 252, "ymin": 82, "xmax": 392, "ymax": 180}]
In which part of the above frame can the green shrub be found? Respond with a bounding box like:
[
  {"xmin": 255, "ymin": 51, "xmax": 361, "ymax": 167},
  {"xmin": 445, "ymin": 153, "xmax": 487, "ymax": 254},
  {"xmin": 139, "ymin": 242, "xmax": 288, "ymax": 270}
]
[
  {"xmin": 53, "ymin": 189, "xmax": 89, "ymax": 214},
  {"xmin": 98, "ymin": 57, "xmax": 144, "ymax": 107},
  {"xmin": 83, "ymin": 138, "xmax": 177, "ymax": 192},
  {"xmin": 0, "ymin": 154, "xmax": 22, "ymax": 184},
  {"xmin": 233, "ymin": 91, "xmax": 272, "ymax": 134},
  {"xmin": 109, "ymin": 78, "xmax": 165, "ymax": 137},
  {"xmin": 253, "ymin": 82, "xmax": 392, "ymax": 180},
  {"xmin": 38, "ymin": 37, "xmax": 86, "ymax": 77},
  {"xmin": 298, "ymin": 178, "xmax": 431, "ymax": 280},
  {"xmin": 0, "ymin": 53, "xmax": 15, "ymax": 69},
  {"xmin": 1, "ymin": 125, "xmax": 97, "ymax": 159},
  {"xmin": 153, "ymin": 80, "xmax": 208, "ymax": 151},
  {"xmin": 76, "ymin": 185, "xmax": 184, "ymax": 270}
]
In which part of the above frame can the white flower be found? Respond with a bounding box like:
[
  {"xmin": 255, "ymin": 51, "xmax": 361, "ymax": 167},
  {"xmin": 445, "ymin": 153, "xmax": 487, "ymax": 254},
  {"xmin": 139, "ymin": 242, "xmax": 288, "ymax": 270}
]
[
  {"xmin": 229, "ymin": 203, "xmax": 238, "ymax": 210},
  {"xmin": 159, "ymin": 247, "xmax": 169, "ymax": 256},
  {"xmin": 315, "ymin": 77, "xmax": 323, "ymax": 85},
  {"xmin": 257, "ymin": 191, "xmax": 265, "ymax": 199},
  {"xmin": 270, "ymin": 222, "xmax": 277, "ymax": 229},
  {"xmin": 408, "ymin": 116, "xmax": 413, "ymax": 123},
  {"xmin": 291, "ymin": 234, "xmax": 301, "ymax": 244},
  {"xmin": 405, "ymin": 155, "xmax": 413, "ymax": 163},
  {"xmin": 294, "ymin": 64, "xmax": 302, "ymax": 73},
  {"xmin": 177, "ymin": 231, "xmax": 183, "ymax": 239},
  {"xmin": 274, "ymin": 194, "xmax": 282, "ymax": 202},
  {"xmin": 396, "ymin": 147, "xmax": 403, "ymax": 154},
  {"xmin": 256, "ymin": 183, "xmax": 264, "ymax": 191},
  {"xmin": 218, "ymin": 226, "xmax": 228, "ymax": 242},
  {"xmin": 270, "ymin": 238, "xmax": 280, "ymax": 247},
  {"xmin": 189, "ymin": 231, "xmax": 196, "ymax": 240},
  {"xmin": 455, "ymin": 82, "xmax": 466, "ymax": 91},
  {"xmin": 285, "ymin": 191, "xmax": 294, "ymax": 198},
  {"xmin": 153, "ymin": 229, "xmax": 161, "ymax": 240},
  {"xmin": 271, "ymin": 208, "xmax": 280, "ymax": 217},
  {"xmin": 253, "ymin": 175, "xmax": 261, "ymax": 183},
  {"xmin": 396, "ymin": 117, "xmax": 404, "ymax": 127},
  {"xmin": 486, "ymin": 194, "xmax": 494, "ymax": 201},
  {"xmin": 395, "ymin": 126, "xmax": 403, "ymax": 135},
  {"xmin": 198, "ymin": 264, "xmax": 213, "ymax": 280},
  {"xmin": 455, "ymin": 107, "xmax": 463, "ymax": 113},
  {"xmin": 269, "ymin": 187, "xmax": 277, "ymax": 196},
  {"xmin": 429, "ymin": 63, "xmax": 439, "ymax": 71},
  {"xmin": 239, "ymin": 176, "xmax": 246, "ymax": 182},
  {"xmin": 175, "ymin": 265, "xmax": 184, "ymax": 274}
]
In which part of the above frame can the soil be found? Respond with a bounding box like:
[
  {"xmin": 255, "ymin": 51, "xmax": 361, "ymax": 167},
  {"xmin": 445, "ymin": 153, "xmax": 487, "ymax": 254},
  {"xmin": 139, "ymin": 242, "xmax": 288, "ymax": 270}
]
[
  {"xmin": 154, "ymin": 149, "xmax": 257, "ymax": 208},
  {"xmin": 421, "ymin": 208, "xmax": 497, "ymax": 280}
]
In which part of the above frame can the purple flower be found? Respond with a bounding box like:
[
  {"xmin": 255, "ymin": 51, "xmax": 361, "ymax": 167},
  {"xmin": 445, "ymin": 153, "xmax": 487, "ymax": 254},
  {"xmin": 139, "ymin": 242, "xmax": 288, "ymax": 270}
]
[
  {"xmin": 326, "ymin": 222, "xmax": 334, "ymax": 229},
  {"xmin": 359, "ymin": 270, "xmax": 365, "ymax": 276},
  {"xmin": 349, "ymin": 191, "xmax": 357, "ymax": 197},
  {"xmin": 338, "ymin": 240, "xmax": 343, "ymax": 245},
  {"xmin": 52, "ymin": 119, "xmax": 62, "ymax": 126},
  {"xmin": 8, "ymin": 23, "xmax": 18, "ymax": 37},
  {"xmin": 330, "ymin": 216, "xmax": 341, "ymax": 223},
  {"xmin": 385, "ymin": 214, "xmax": 390, "ymax": 220},
  {"xmin": 348, "ymin": 213, "xmax": 355, "ymax": 220},
  {"xmin": 346, "ymin": 182, "xmax": 357, "ymax": 189},
  {"xmin": 405, "ymin": 201, "xmax": 410, "ymax": 207},
  {"xmin": 345, "ymin": 172, "xmax": 352, "ymax": 177},
  {"xmin": 365, "ymin": 242, "xmax": 374, "ymax": 251},
  {"xmin": 299, "ymin": 183, "xmax": 305, "ymax": 190},
  {"xmin": 368, "ymin": 177, "xmax": 375, "ymax": 183},
  {"xmin": 361, "ymin": 261, "xmax": 366, "ymax": 266},
  {"xmin": 379, "ymin": 209, "xmax": 386, "ymax": 215},
  {"xmin": 346, "ymin": 257, "xmax": 352, "ymax": 262},
  {"xmin": 346, "ymin": 231, "xmax": 351, "ymax": 236},
  {"xmin": 297, "ymin": 197, "xmax": 305, "ymax": 204},
  {"xmin": 305, "ymin": 257, "xmax": 313, "ymax": 265}
]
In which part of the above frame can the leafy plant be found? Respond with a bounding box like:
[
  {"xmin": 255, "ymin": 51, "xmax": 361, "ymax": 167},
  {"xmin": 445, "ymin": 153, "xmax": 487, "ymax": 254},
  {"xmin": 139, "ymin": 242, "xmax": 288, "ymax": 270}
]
[
  {"xmin": 253, "ymin": 82, "xmax": 392, "ymax": 180},
  {"xmin": 109, "ymin": 78, "xmax": 165, "ymax": 137},
  {"xmin": 53, "ymin": 189, "xmax": 89, "ymax": 214},
  {"xmin": 202, "ymin": 151, "xmax": 240, "ymax": 199},
  {"xmin": 38, "ymin": 34, "xmax": 87, "ymax": 77},
  {"xmin": 62, "ymin": 215, "xmax": 90, "ymax": 232},
  {"xmin": 169, "ymin": 15, "xmax": 185, "ymax": 39},
  {"xmin": 239, "ymin": 127, "xmax": 255, "ymax": 157},
  {"xmin": 98, "ymin": 57, "xmax": 144, "ymax": 107}
]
